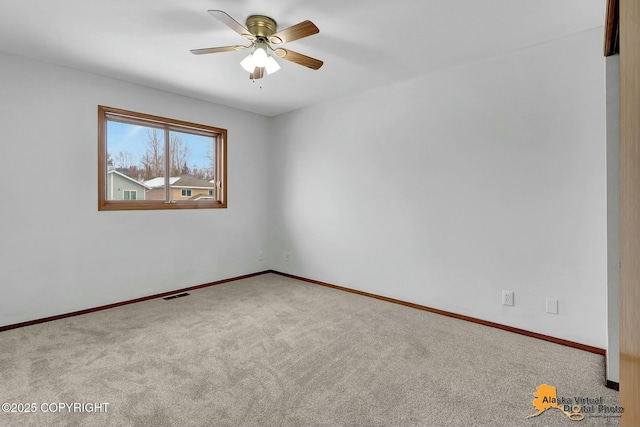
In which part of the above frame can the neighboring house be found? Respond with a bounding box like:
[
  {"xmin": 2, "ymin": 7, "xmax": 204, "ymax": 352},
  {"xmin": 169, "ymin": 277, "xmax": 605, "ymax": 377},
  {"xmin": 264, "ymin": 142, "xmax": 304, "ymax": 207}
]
[
  {"xmin": 106, "ymin": 167, "xmax": 151, "ymax": 200},
  {"xmin": 144, "ymin": 175, "xmax": 215, "ymax": 201}
]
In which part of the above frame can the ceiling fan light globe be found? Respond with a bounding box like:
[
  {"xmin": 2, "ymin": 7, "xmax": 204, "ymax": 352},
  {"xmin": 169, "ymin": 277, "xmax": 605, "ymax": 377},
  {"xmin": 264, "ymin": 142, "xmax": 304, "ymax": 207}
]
[
  {"xmin": 253, "ymin": 47, "xmax": 268, "ymax": 67},
  {"xmin": 265, "ymin": 56, "xmax": 281, "ymax": 75},
  {"xmin": 240, "ymin": 54, "xmax": 256, "ymax": 73}
]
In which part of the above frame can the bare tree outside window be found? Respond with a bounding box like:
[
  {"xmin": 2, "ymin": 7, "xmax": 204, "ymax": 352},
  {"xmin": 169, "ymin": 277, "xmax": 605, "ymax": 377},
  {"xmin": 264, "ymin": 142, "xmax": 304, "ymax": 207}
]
[{"xmin": 140, "ymin": 128, "xmax": 165, "ymax": 181}]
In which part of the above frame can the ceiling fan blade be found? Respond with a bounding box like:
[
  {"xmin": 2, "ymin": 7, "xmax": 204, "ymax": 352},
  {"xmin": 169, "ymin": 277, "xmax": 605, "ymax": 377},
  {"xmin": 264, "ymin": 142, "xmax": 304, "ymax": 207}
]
[
  {"xmin": 274, "ymin": 48, "xmax": 323, "ymax": 70},
  {"xmin": 268, "ymin": 20, "xmax": 319, "ymax": 45},
  {"xmin": 190, "ymin": 45, "xmax": 249, "ymax": 55},
  {"xmin": 208, "ymin": 10, "xmax": 256, "ymax": 41}
]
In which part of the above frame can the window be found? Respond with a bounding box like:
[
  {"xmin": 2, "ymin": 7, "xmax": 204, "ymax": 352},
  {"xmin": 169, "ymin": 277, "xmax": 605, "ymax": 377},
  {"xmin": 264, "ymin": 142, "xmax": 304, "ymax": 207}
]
[
  {"xmin": 123, "ymin": 190, "xmax": 137, "ymax": 200},
  {"xmin": 98, "ymin": 106, "xmax": 227, "ymax": 211}
]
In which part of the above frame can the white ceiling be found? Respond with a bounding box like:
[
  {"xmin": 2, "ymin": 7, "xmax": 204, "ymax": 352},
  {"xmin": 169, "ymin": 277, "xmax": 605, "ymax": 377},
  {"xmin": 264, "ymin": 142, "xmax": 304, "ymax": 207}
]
[{"xmin": 0, "ymin": 0, "xmax": 605, "ymax": 117}]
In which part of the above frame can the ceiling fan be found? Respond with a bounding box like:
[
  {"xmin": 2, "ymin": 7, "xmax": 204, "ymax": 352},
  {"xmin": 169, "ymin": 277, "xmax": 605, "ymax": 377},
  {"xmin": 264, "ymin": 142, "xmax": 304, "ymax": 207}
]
[{"xmin": 191, "ymin": 10, "xmax": 323, "ymax": 80}]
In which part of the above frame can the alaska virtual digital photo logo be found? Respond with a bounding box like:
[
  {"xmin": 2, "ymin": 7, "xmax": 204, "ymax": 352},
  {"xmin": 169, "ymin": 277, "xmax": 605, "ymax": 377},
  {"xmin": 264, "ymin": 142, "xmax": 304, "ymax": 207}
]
[{"xmin": 526, "ymin": 384, "xmax": 623, "ymax": 421}]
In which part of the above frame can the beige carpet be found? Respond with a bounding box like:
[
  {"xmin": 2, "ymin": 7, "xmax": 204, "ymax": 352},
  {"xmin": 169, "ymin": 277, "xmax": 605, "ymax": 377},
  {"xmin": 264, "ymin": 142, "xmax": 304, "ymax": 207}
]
[{"xmin": 0, "ymin": 273, "xmax": 619, "ymax": 426}]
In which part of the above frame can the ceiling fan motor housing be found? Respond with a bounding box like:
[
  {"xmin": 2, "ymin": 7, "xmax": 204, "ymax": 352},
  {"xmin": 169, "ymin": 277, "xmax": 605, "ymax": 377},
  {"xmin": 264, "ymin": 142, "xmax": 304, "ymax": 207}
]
[{"xmin": 246, "ymin": 15, "xmax": 279, "ymax": 43}]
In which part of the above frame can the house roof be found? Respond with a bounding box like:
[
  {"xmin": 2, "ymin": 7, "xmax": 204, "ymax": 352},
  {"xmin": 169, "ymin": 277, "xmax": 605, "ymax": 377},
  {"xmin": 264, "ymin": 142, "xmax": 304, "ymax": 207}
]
[
  {"xmin": 173, "ymin": 176, "xmax": 214, "ymax": 189},
  {"xmin": 107, "ymin": 169, "xmax": 152, "ymax": 189},
  {"xmin": 143, "ymin": 176, "xmax": 214, "ymax": 189},
  {"xmin": 189, "ymin": 195, "xmax": 214, "ymax": 201},
  {"xmin": 143, "ymin": 177, "xmax": 180, "ymax": 188}
]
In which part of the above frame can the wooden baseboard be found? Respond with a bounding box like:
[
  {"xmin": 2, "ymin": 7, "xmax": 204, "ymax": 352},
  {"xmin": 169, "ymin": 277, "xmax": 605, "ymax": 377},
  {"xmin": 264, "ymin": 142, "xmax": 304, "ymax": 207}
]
[
  {"xmin": 0, "ymin": 269, "xmax": 608, "ymax": 358},
  {"xmin": 269, "ymin": 270, "xmax": 607, "ymax": 356},
  {"xmin": 0, "ymin": 271, "xmax": 271, "ymax": 333}
]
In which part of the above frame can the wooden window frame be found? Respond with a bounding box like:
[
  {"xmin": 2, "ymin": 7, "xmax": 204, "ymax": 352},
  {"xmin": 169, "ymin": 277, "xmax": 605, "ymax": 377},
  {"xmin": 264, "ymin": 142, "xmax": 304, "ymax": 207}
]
[{"xmin": 98, "ymin": 106, "xmax": 227, "ymax": 211}]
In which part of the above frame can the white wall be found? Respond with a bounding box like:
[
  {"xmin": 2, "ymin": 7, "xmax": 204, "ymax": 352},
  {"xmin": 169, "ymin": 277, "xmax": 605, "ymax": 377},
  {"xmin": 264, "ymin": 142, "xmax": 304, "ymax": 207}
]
[
  {"xmin": 0, "ymin": 52, "xmax": 271, "ymax": 327},
  {"xmin": 270, "ymin": 28, "xmax": 608, "ymax": 348},
  {"xmin": 0, "ymin": 28, "xmax": 610, "ymax": 351},
  {"xmin": 606, "ymin": 54, "xmax": 620, "ymax": 382}
]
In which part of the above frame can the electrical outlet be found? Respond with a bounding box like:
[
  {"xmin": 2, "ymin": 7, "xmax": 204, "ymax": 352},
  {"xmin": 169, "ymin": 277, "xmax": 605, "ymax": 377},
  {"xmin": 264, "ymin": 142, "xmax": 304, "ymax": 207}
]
[
  {"xmin": 546, "ymin": 298, "xmax": 558, "ymax": 314},
  {"xmin": 502, "ymin": 290, "xmax": 514, "ymax": 306}
]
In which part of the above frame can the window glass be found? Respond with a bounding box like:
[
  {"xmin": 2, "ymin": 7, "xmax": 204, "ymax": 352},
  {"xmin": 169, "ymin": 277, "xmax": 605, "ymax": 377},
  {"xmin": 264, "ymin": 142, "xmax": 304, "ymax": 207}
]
[
  {"xmin": 98, "ymin": 106, "xmax": 227, "ymax": 211},
  {"xmin": 170, "ymin": 130, "xmax": 215, "ymax": 202},
  {"xmin": 106, "ymin": 122, "xmax": 163, "ymax": 202}
]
